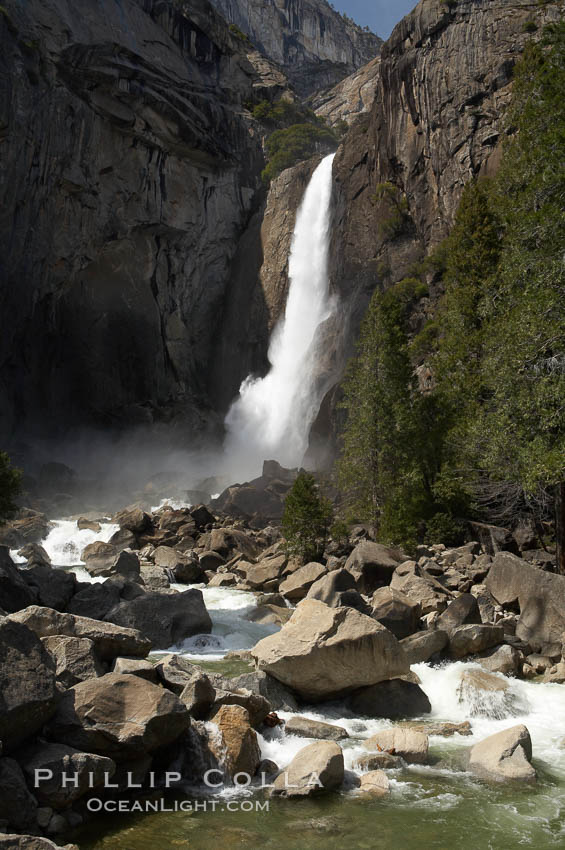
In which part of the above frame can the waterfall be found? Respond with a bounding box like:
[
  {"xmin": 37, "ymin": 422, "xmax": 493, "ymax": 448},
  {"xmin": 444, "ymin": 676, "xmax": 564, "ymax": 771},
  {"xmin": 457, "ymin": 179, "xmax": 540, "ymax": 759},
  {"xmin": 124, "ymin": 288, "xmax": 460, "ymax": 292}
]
[{"xmin": 224, "ymin": 153, "xmax": 337, "ymax": 481}]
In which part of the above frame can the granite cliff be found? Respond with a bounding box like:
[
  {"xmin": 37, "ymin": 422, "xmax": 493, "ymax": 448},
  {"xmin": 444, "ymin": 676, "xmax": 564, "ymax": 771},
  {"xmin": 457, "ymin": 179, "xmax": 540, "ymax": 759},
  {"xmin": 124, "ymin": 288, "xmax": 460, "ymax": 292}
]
[{"xmin": 208, "ymin": 0, "xmax": 382, "ymax": 96}]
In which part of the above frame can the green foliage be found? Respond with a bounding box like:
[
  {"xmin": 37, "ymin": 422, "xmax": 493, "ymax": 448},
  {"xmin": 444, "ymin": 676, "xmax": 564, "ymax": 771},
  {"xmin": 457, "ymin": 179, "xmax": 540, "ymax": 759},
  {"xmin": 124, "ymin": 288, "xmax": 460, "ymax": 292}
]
[
  {"xmin": 372, "ymin": 182, "xmax": 412, "ymax": 240},
  {"xmin": 0, "ymin": 451, "xmax": 21, "ymax": 522},
  {"xmin": 261, "ymin": 123, "xmax": 337, "ymax": 183},
  {"xmin": 228, "ymin": 23, "xmax": 251, "ymax": 43},
  {"xmin": 424, "ymin": 513, "xmax": 465, "ymax": 547},
  {"xmin": 522, "ymin": 20, "xmax": 538, "ymax": 33},
  {"xmin": 282, "ymin": 472, "xmax": 333, "ymax": 561},
  {"xmin": 330, "ymin": 519, "xmax": 350, "ymax": 544}
]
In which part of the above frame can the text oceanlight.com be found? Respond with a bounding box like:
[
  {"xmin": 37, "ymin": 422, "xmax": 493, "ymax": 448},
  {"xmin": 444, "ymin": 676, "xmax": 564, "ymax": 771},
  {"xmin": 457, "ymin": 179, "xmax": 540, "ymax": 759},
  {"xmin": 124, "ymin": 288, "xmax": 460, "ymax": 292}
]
[{"xmin": 86, "ymin": 799, "xmax": 270, "ymax": 814}]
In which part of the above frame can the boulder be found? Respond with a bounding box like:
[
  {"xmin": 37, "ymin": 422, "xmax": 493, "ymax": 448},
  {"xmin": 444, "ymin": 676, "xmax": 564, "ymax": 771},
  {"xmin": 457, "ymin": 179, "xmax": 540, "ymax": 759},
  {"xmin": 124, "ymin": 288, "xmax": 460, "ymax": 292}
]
[
  {"xmin": 207, "ymin": 572, "xmax": 237, "ymax": 588},
  {"xmin": 358, "ymin": 770, "xmax": 389, "ymax": 797},
  {"xmin": 437, "ymin": 594, "xmax": 481, "ymax": 634},
  {"xmin": 448, "ymin": 624, "xmax": 505, "ymax": 659},
  {"xmin": 478, "ymin": 644, "xmax": 523, "ymax": 676},
  {"xmin": 347, "ymin": 679, "xmax": 431, "ymax": 719},
  {"xmin": 80, "ymin": 541, "xmax": 116, "ymax": 573},
  {"xmin": 179, "ymin": 673, "xmax": 216, "ymax": 720},
  {"xmin": 246, "ymin": 604, "xmax": 292, "ymax": 627},
  {"xmin": 469, "ymin": 724, "xmax": 535, "ymax": 781},
  {"xmin": 345, "ymin": 542, "xmax": 403, "ymax": 594},
  {"xmin": 17, "ymin": 544, "xmax": 51, "ymax": 568},
  {"xmin": 211, "ymin": 686, "xmax": 271, "ymax": 728},
  {"xmin": 190, "ymin": 505, "xmax": 215, "ymax": 529},
  {"xmin": 41, "ymin": 635, "xmax": 105, "ymax": 687},
  {"xmin": 238, "ymin": 560, "xmax": 284, "ymax": 590},
  {"xmin": 284, "ymin": 717, "xmax": 349, "ymax": 741},
  {"xmin": 209, "ymin": 528, "xmax": 258, "ymax": 561},
  {"xmin": 0, "ymin": 758, "xmax": 38, "ymax": 829},
  {"xmin": 251, "ymin": 600, "xmax": 409, "ymax": 701},
  {"xmin": 198, "ymin": 551, "xmax": 226, "ymax": 571},
  {"xmin": 85, "ymin": 550, "xmax": 140, "ymax": 581},
  {"xmin": 108, "ymin": 528, "xmax": 138, "ymax": 552},
  {"xmin": 112, "ymin": 657, "xmax": 159, "ymax": 683},
  {"xmin": 371, "ymin": 587, "xmax": 420, "ymax": 639},
  {"xmin": 354, "ymin": 751, "xmax": 401, "ymax": 770},
  {"xmin": 46, "ymin": 673, "xmax": 190, "ymax": 759},
  {"xmin": 0, "ymin": 838, "xmax": 78, "ymax": 850},
  {"xmin": 0, "ymin": 547, "xmax": 37, "ymax": 613},
  {"xmin": 457, "ymin": 669, "xmax": 523, "ymax": 719},
  {"xmin": 153, "ymin": 547, "xmax": 201, "ymax": 581},
  {"xmin": 279, "ymin": 563, "xmax": 327, "ymax": 600},
  {"xmin": 23, "ymin": 565, "xmax": 77, "ymax": 612},
  {"xmin": 407, "ymin": 721, "xmax": 472, "ymax": 737},
  {"xmin": 67, "ymin": 581, "xmax": 123, "ymax": 620},
  {"xmin": 208, "ymin": 704, "xmax": 261, "ymax": 780},
  {"xmin": 229, "ymin": 670, "xmax": 298, "ymax": 712},
  {"xmin": 105, "ymin": 589, "xmax": 211, "ymax": 649},
  {"xmin": 0, "ymin": 514, "xmax": 51, "ymax": 548},
  {"xmin": 0, "ymin": 618, "xmax": 60, "ymax": 751},
  {"xmin": 9, "ymin": 606, "xmax": 151, "ymax": 660},
  {"xmin": 468, "ymin": 522, "xmax": 519, "ymax": 556},
  {"xmin": 400, "ymin": 630, "xmax": 448, "ymax": 664},
  {"xmin": 306, "ymin": 568, "xmax": 357, "ymax": 606},
  {"xmin": 114, "ymin": 507, "xmax": 151, "ymax": 534},
  {"xmin": 364, "ymin": 728, "xmax": 429, "ymax": 764},
  {"xmin": 18, "ymin": 743, "xmax": 115, "ymax": 807},
  {"xmin": 271, "ymin": 741, "xmax": 344, "ymax": 797},
  {"xmin": 77, "ymin": 518, "xmax": 101, "ymax": 532},
  {"xmin": 154, "ymin": 653, "xmax": 199, "ymax": 694},
  {"xmin": 140, "ymin": 564, "xmax": 170, "ymax": 590},
  {"xmin": 485, "ymin": 552, "xmax": 565, "ymax": 652},
  {"xmin": 390, "ymin": 563, "xmax": 451, "ymax": 614}
]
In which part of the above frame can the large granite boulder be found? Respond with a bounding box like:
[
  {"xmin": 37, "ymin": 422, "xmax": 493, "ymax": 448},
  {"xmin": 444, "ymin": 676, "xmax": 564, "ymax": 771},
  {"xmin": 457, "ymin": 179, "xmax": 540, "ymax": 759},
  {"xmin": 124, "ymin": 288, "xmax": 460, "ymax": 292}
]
[
  {"xmin": 345, "ymin": 541, "xmax": 404, "ymax": 594},
  {"xmin": 46, "ymin": 673, "xmax": 190, "ymax": 759},
  {"xmin": 0, "ymin": 618, "xmax": 60, "ymax": 751},
  {"xmin": 448, "ymin": 624, "xmax": 505, "ymax": 659},
  {"xmin": 22, "ymin": 564, "xmax": 77, "ymax": 611},
  {"xmin": 284, "ymin": 716, "xmax": 348, "ymax": 741},
  {"xmin": 105, "ymin": 589, "xmax": 211, "ymax": 649},
  {"xmin": 18, "ymin": 742, "xmax": 115, "ymax": 807},
  {"xmin": 208, "ymin": 704, "xmax": 261, "ymax": 780},
  {"xmin": 390, "ymin": 562, "xmax": 451, "ymax": 614},
  {"xmin": 364, "ymin": 728, "xmax": 429, "ymax": 764},
  {"xmin": 400, "ymin": 630, "xmax": 448, "ymax": 664},
  {"xmin": 251, "ymin": 599, "xmax": 409, "ymax": 701},
  {"xmin": 8, "ymin": 606, "xmax": 151, "ymax": 660},
  {"xmin": 371, "ymin": 586, "xmax": 420, "ymax": 639},
  {"xmin": 347, "ymin": 678, "xmax": 431, "ymax": 719},
  {"xmin": 41, "ymin": 635, "xmax": 105, "ymax": 687},
  {"xmin": 437, "ymin": 593, "xmax": 481, "ymax": 634},
  {"xmin": 0, "ymin": 837, "xmax": 78, "ymax": 850},
  {"xmin": 0, "ymin": 547, "xmax": 37, "ymax": 613},
  {"xmin": 114, "ymin": 507, "xmax": 151, "ymax": 534},
  {"xmin": 469, "ymin": 724, "xmax": 536, "ymax": 781},
  {"xmin": 229, "ymin": 670, "xmax": 299, "ymax": 712},
  {"xmin": 279, "ymin": 562, "xmax": 327, "ymax": 600},
  {"xmin": 306, "ymin": 568, "xmax": 357, "ymax": 606},
  {"xmin": 486, "ymin": 553, "xmax": 565, "ymax": 653},
  {"xmin": 85, "ymin": 549, "xmax": 141, "ymax": 581},
  {"xmin": 270, "ymin": 741, "xmax": 344, "ymax": 797},
  {"xmin": 0, "ymin": 758, "xmax": 38, "ymax": 830}
]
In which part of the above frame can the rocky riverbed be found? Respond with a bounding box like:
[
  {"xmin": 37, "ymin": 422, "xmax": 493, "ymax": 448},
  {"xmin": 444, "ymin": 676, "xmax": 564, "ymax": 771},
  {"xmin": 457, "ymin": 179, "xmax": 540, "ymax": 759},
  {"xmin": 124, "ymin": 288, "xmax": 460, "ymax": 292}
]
[{"xmin": 1, "ymin": 472, "xmax": 565, "ymax": 850}]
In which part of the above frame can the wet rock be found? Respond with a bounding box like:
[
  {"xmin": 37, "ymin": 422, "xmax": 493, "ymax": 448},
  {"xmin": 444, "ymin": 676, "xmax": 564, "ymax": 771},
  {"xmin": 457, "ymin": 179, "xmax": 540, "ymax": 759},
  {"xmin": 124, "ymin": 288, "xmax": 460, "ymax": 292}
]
[
  {"xmin": 448, "ymin": 624, "xmax": 504, "ymax": 659},
  {"xmin": 457, "ymin": 669, "xmax": 521, "ymax": 719},
  {"xmin": 271, "ymin": 741, "xmax": 344, "ymax": 797},
  {"xmin": 437, "ymin": 593, "xmax": 481, "ymax": 634},
  {"xmin": 23, "ymin": 565, "xmax": 77, "ymax": 611},
  {"xmin": 364, "ymin": 728, "xmax": 429, "ymax": 764},
  {"xmin": 80, "ymin": 541, "xmax": 117, "ymax": 573},
  {"xmin": 179, "ymin": 673, "xmax": 216, "ymax": 720},
  {"xmin": 358, "ymin": 769, "xmax": 389, "ymax": 796},
  {"xmin": 345, "ymin": 542, "xmax": 404, "ymax": 594},
  {"xmin": 42, "ymin": 635, "xmax": 105, "ymax": 687},
  {"xmin": 246, "ymin": 604, "xmax": 292, "ymax": 626},
  {"xmin": 229, "ymin": 670, "xmax": 298, "ymax": 712},
  {"xmin": 469, "ymin": 724, "xmax": 535, "ymax": 781},
  {"xmin": 0, "ymin": 618, "xmax": 60, "ymax": 751},
  {"xmin": 209, "ymin": 704, "xmax": 261, "ymax": 780},
  {"xmin": 105, "ymin": 588, "xmax": 211, "ymax": 649},
  {"xmin": 86, "ymin": 549, "xmax": 141, "ymax": 581},
  {"xmin": 0, "ymin": 547, "xmax": 37, "ymax": 613},
  {"xmin": 284, "ymin": 716, "xmax": 349, "ymax": 741},
  {"xmin": 406, "ymin": 721, "xmax": 472, "ymax": 737},
  {"xmin": 400, "ymin": 629, "xmax": 448, "ymax": 664},
  {"xmin": 17, "ymin": 544, "xmax": 51, "ymax": 568},
  {"xmin": 46, "ymin": 673, "xmax": 190, "ymax": 759},
  {"xmin": 347, "ymin": 679, "xmax": 431, "ymax": 719},
  {"xmin": 112, "ymin": 657, "xmax": 159, "ymax": 683},
  {"xmin": 354, "ymin": 751, "xmax": 400, "ymax": 770},
  {"xmin": 211, "ymin": 686, "xmax": 271, "ymax": 728},
  {"xmin": 0, "ymin": 837, "xmax": 79, "ymax": 850},
  {"xmin": 371, "ymin": 586, "xmax": 420, "ymax": 639},
  {"xmin": 114, "ymin": 507, "xmax": 151, "ymax": 535},
  {"xmin": 77, "ymin": 518, "xmax": 101, "ymax": 533},
  {"xmin": 18, "ymin": 743, "xmax": 115, "ymax": 807},
  {"xmin": 279, "ymin": 562, "xmax": 327, "ymax": 600},
  {"xmin": 9, "ymin": 605, "xmax": 151, "ymax": 660},
  {"xmin": 252, "ymin": 599, "xmax": 409, "ymax": 701},
  {"xmin": 0, "ymin": 758, "xmax": 38, "ymax": 830},
  {"xmin": 0, "ymin": 514, "xmax": 52, "ymax": 548}
]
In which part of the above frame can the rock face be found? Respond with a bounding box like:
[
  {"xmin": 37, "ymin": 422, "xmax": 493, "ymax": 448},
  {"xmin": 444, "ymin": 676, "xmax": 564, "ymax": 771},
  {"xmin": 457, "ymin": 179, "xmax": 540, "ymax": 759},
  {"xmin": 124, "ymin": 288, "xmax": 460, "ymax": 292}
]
[
  {"xmin": 46, "ymin": 673, "xmax": 190, "ymax": 758},
  {"xmin": 469, "ymin": 724, "xmax": 536, "ymax": 782},
  {"xmin": 307, "ymin": 0, "xmax": 563, "ymax": 465},
  {"xmin": 312, "ymin": 57, "xmax": 381, "ymax": 127},
  {"xmin": 348, "ymin": 679, "xmax": 431, "ymax": 719},
  {"xmin": 209, "ymin": 704, "xmax": 261, "ymax": 780},
  {"xmin": 271, "ymin": 740, "xmax": 344, "ymax": 797},
  {"xmin": 251, "ymin": 599, "xmax": 409, "ymax": 701},
  {"xmin": 105, "ymin": 589, "xmax": 212, "ymax": 649},
  {"xmin": 485, "ymin": 553, "xmax": 565, "ymax": 652},
  {"xmin": 0, "ymin": 618, "xmax": 60, "ymax": 752},
  {"xmin": 208, "ymin": 0, "xmax": 382, "ymax": 96},
  {"xmin": 0, "ymin": 0, "xmax": 269, "ymax": 442}
]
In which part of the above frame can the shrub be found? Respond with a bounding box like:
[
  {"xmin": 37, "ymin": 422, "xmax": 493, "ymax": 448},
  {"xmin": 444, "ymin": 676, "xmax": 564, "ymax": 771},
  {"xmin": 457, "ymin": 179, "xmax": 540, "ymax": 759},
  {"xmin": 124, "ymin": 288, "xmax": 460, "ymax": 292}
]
[
  {"xmin": 424, "ymin": 512, "xmax": 466, "ymax": 547},
  {"xmin": 0, "ymin": 451, "xmax": 22, "ymax": 522},
  {"xmin": 282, "ymin": 472, "xmax": 333, "ymax": 561},
  {"xmin": 261, "ymin": 123, "xmax": 337, "ymax": 183}
]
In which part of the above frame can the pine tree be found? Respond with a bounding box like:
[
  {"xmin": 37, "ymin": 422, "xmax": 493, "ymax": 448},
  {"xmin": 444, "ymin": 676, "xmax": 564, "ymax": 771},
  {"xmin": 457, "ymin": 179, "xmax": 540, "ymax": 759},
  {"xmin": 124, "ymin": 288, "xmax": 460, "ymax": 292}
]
[{"xmin": 282, "ymin": 471, "xmax": 333, "ymax": 561}]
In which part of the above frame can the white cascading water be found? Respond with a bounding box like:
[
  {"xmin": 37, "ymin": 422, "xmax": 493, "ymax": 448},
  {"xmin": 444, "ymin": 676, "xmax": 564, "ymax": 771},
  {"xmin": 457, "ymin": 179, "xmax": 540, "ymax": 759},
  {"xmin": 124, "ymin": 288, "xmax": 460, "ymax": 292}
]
[{"xmin": 223, "ymin": 153, "xmax": 337, "ymax": 481}]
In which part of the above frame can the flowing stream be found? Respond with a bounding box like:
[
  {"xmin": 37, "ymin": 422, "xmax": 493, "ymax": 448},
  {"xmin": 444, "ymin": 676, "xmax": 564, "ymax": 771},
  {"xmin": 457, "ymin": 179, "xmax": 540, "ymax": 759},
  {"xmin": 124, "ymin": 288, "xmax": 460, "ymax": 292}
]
[
  {"xmin": 14, "ymin": 522, "xmax": 565, "ymax": 848},
  {"xmin": 223, "ymin": 153, "xmax": 337, "ymax": 481}
]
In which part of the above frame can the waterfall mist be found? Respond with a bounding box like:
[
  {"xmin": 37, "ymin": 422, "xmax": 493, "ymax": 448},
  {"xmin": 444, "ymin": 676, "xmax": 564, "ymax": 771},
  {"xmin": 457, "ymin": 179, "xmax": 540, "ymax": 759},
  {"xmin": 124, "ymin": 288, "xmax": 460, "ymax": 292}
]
[{"xmin": 223, "ymin": 153, "xmax": 337, "ymax": 481}]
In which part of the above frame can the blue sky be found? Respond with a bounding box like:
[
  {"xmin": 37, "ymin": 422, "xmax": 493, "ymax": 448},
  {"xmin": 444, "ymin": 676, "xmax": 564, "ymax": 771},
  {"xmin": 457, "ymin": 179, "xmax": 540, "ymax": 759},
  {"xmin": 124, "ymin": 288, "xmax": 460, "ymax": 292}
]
[{"xmin": 332, "ymin": 0, "xmax": 417, "ymax": 39}]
